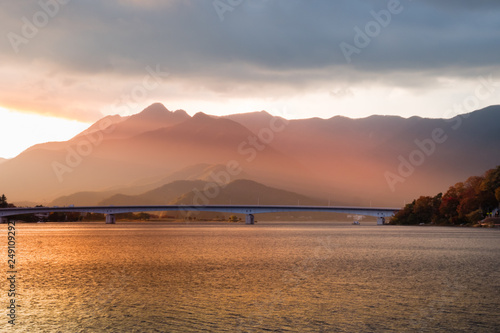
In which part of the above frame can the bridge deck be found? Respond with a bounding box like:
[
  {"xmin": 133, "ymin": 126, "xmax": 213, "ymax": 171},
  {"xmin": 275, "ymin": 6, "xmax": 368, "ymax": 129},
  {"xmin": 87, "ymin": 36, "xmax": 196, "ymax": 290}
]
[{"xmin": 0, "ymin": 205, "xmax": 400, "ymax": 218}]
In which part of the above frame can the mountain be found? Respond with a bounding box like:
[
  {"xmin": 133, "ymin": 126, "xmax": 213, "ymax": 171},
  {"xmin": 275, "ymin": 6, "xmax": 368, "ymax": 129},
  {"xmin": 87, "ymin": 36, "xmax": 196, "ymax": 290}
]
[
  {"xmin": 94, "ymin": 178, "xmax": 326, "ymax": 220},
  {"xmin": 124, "ymin": 163, "xmax": 253, "ymax": 190},
  {"xmin": 72, "ymin": 114, "xmax": 125, "ymax": 139},
  {"xmin": 227, "ymin": 106, "xmax": 500, "ymax": 205},
  {"xmin": 50, "ymin": 163, "xmax": 253, "ymax": 206},
  {"xmin": 171, "ymin": 179, "xmax": 321, "ymax": 206},
  {"xmin": 0, "ymin": 104, "xmax": 305, "ymax": 203},
  {"xmin": 51, "ymin": 190, "xmax": 120, "ymax": 207},
  {"xmin": 1, "ymin": 103, "xmax": 499, "ymax": 207},
  {"xmin": 0, "ymin": 158, "xmax": 7, "ymax": 165},
  {"xmin": 99, "ymin": 180, "xmax": 209, "ymax": 206},
  {"xmin": 85, "ymin": 111, "xmax": 306, "ymax": 191},
  {"xmin": 94, "ymin": 103, "xmax": 190, "ymax": 140}
]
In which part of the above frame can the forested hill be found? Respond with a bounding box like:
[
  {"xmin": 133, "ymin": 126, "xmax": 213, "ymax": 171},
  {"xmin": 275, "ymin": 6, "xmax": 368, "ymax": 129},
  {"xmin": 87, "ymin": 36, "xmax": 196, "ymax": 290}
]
[{"xmin": 390, "ymin": 166, "xmax": 500, "ymax": 226}]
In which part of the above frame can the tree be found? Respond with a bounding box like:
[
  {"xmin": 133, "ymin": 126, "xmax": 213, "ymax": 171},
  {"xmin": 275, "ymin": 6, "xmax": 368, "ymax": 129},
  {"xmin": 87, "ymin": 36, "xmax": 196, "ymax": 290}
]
[
  {"xmin": 481, "ymin": 166, "xmax": 500, "ymax": 209},
  {"xmin": 441, "ymin": 177, "xmax": 484, "ymax": 224},
  {"xmin": 391, "ymin": 165, "xmax": 500, "ymax": 226},
  {"xmin": 440, "ymin": 185, "xmax": 460, "ymax": 223},
  {"xmin": 83, "ymin": 213, "xmax": 105, "ymax": 221},
  {"xmin": 413, "ymin": 196, "xmax": 434, "ymax": 223},
  {"xmin": 136, "ymin": 212, "xmax": 151, "ymax": 220},
  {"xmin": 390, "ymin": 200, "xmax": 415, "ymax": 225},
  {"xmin": 481, "ymin": 166, "xmax": 500, "ymax": 194},
  {"xmin": 458, "ymin": 176, "xmax": 483, "ymax": 215},
  {"xmin": 228, "ymin": 215, "xmax": 240, "ymax": 222},
  {"xmin": 430, "ymin": 192, "xmax": 445, "ymax": 224},
  {"xmin": 0, "ymin": 194, "xmax": 7, "ymax": 208},
  {"xmin": 466, "ymin": 209, "xmax": 484, "ymax": 224}
]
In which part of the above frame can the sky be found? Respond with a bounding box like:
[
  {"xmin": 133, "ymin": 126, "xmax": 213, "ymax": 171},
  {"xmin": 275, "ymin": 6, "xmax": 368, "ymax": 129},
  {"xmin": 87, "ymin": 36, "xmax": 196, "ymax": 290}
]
[{"xmin": 0, "ymin": 0, "xmax": 499, "ymax": 158}]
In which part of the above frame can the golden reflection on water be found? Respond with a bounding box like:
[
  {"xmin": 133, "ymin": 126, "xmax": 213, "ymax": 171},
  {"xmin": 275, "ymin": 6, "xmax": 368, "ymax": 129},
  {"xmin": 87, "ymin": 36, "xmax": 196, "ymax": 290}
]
[{"xmin": 2, "ymin": 221, "xmax": 500, "ymax": 332}]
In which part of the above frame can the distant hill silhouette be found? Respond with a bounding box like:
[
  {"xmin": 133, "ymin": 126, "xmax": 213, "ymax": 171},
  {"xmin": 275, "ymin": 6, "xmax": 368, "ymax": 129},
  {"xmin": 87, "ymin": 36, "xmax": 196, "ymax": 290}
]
[
  {"xmin": 1, "ymin": 103, "xmax": 499, "ymax": 207},
  {"xmin": 100, "ymin": 180, "xmax": 209, "ymax": 206},
  {"xmin": 170, "ymin": 179, "xmax": 321, "ymax": 206},
  {"xmin": 49, "ymin": 163, "xmax": 253, "ymax": 206},
  {"xmin": 51, "ymin": 190, "xmax": 119, "ymax": 207},
  {"xmin": 96, "ymin": 178, "xmax": 321, "ymax": 207}
]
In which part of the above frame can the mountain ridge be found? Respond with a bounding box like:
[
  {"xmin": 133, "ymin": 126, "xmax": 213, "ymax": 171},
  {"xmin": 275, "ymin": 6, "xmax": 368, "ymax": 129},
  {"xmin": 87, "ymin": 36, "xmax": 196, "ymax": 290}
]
[{"xmin": 2, "ymin": 103, "xmax": 499, "ymax": 207}]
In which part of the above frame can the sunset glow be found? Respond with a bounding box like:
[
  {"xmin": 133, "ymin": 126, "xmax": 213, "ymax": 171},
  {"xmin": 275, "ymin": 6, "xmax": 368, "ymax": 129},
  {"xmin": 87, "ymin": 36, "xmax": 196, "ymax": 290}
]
[
  {"xmin": 1, "ymin": 1, "xmax": 498, "ymax": 158},
  {"xmin": 0, "ymin": 107, "xmax": 89, "ymax": 159},
  {"xmin": 1, "ymin": 2, "xmax": 500, "ymax": 332}
]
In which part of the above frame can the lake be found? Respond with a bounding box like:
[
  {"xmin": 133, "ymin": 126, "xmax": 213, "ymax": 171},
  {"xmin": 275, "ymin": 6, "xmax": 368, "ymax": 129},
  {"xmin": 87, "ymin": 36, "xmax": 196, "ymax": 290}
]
[{"xmin": 2, "ymin": 221, "xmax": 500, "ymax": 332}]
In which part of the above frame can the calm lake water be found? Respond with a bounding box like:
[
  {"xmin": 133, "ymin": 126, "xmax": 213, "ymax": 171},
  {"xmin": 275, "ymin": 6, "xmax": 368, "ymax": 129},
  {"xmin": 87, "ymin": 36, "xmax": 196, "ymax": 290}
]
[{"xmin": 2, "ymin": 221, "xmax": 500, "ymax": 332}]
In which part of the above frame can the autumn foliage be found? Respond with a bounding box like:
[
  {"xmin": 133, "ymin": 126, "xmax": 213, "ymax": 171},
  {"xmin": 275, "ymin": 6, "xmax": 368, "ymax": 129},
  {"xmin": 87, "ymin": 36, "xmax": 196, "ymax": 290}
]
[{"xmin": 391, "ymin": 166, "xmax": 500, "ymax": 225}]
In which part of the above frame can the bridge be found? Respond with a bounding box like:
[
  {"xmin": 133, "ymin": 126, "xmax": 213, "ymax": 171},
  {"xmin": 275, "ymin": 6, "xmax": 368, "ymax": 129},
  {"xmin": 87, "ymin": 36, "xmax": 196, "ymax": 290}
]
[{"xmin": 0, "ymin": 205, "xmax": 400, "ymax": 225}]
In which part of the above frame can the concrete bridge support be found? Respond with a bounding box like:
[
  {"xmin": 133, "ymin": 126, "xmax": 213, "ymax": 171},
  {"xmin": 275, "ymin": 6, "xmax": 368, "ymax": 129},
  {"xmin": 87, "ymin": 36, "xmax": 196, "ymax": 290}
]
[
  {"xmin": 377, "ymin": 217, "xmax": 385, "ymax": 225},
  {"xmin": 106, "ymin": 214, "xmax": 116, "ymax": 224},
  {"xmin": 245, "ymin": 214, "xmax": 255, "ymax": 225},
  {"xmin": 0, "ymin": 217, "xmax": 8, "ymax": 224}
]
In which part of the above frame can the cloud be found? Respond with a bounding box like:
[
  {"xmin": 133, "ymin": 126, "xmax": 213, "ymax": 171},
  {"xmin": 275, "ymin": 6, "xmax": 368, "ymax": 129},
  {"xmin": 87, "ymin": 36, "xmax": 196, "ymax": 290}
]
[
  {"xmin": 4, "ymin": 0, "xmax": 499, "ymax": 72},
  {"xmin": 0, "ymin": 0, "xmax": 499, "ymax": 122}
]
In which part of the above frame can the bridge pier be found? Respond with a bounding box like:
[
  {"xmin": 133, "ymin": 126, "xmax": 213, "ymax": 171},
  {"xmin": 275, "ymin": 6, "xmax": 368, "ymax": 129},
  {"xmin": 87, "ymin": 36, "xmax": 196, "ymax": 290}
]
[
  {"xmin": 245, "ymin": 214, "xmax": 255, "ymax": 225},
  {"xmin": 377, "ymin": 217, "xmax": 385, "ymax": 225},
  {"xmin": 0, "ymin": 217, "xmax": 8, "ymax": 224},
  {"xmin": 105, "ymin": 214, "xmax": 116, "ymax": 224}
]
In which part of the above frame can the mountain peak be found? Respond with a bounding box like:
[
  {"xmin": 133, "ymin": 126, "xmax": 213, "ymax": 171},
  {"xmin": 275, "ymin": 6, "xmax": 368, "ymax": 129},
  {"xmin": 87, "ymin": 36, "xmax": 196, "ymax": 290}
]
[
  {"xmin": 173, "ymin": 109, "xmax": 189, "ymax": 117},
  {"xmin": 135, "ymin": 103, "xmax": 171, "ymax": 119},
  {"xmin": 85, "ymin": 103, "xmax": 190, "ymax": 140},
  {"xmin": 128, "ymin": 103, "xmax": 190, "ymax": 124},
  {"xmin": 192, "ymin": 111, "xmax": 214, "ymax": 120},
  {"xmin": 135, "ymin": 105, "xmax": 192, "ymax": 121}
]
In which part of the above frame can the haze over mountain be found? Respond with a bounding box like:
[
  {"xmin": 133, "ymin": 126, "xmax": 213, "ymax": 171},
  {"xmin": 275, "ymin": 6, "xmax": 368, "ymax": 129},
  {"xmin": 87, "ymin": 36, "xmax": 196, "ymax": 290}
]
[
  {"xmin": 226, "ymin": 106, "xmax": 500, "ymax": 205},
  {"xmin": 170, "ymin": 179, "xmax": 320, "ymax": 206},
  {"xmin": 1, "ymin": 103, "xmax": 499, "ymax": 207},
  {"xmin": 99, "ymin": 180, "xmax": 209, "ymax": 206},
  {"xmin": 97, "ymin": 179, "xmax": 319, "ymax": 206}
]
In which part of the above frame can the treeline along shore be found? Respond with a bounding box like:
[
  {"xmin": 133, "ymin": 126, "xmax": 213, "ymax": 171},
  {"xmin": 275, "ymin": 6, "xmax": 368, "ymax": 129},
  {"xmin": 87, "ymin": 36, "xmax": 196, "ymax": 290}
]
[{"xmin": 390, "ymin": 166, "xmax": 500, "ymax": 226}]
